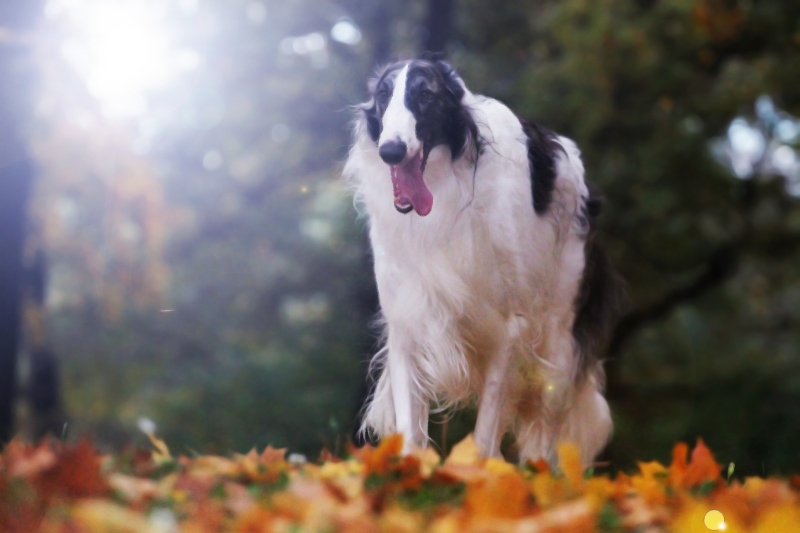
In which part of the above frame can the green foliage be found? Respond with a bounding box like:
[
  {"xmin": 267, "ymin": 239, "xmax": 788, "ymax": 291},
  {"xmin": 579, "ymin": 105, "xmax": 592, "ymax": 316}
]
[{"xmin": 397, "ymin": 481, "xmax": 466, "ymax": 510}]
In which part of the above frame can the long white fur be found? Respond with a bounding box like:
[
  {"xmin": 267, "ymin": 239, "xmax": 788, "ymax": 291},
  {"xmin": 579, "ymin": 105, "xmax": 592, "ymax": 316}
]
[{"xmin": 343, "ymin": 63, "xmax": 613, "ymax": 464}]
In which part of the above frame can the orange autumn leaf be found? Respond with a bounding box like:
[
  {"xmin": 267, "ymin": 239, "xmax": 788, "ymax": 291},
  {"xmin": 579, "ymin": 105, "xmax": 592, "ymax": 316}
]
[
  {"xmin": 2, "ymin": 433, "xmax": 798, "ymax": 533},
  {"xmin": 525, "ymin": 457, "xmax": 551, "ymax": 475},
  {"xmin": 234, "ymin": 507, "xmax": 274, "ymax": 533},
  {"xmin": 358, "ymin": 434, "xmax": 403, "ymax": 476},
  {"xmin": 669, "ymin": 439, "xmax": 721, "ymax": 490},
  {"xmin": 685, "ymin": 439, "xmax": 722, "ymax": 486},
  {"xmin": 465, "ymin": 472, "xmax": 531, "ymax": 519},
  {"xmin": 260, "ymin": 445, "xmax": 287, "ymax": 465},
  {"xmin": 235, "ymin": 445, "xmax": 289, "ymax": 483},
  {"xmin": 632, "ymin": 461, "xmax": 669, "ymax": 506},
  {"xmin": 396, "ymin": 455, "xmax": 424, "ymax": 491},
  {"xmin": 668, "ymin": 441, "xmax": 690, "ymax": 488}
]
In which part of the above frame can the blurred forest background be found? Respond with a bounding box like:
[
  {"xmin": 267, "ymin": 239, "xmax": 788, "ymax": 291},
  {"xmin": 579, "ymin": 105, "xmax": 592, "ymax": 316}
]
[{"xmin": 1, "ymin": 0, "xmax": 800, "ymax": 475}]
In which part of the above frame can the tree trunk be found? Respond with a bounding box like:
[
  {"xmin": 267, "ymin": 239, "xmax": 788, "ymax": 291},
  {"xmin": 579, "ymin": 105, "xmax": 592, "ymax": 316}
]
[
  {"xmin": 422, "ymin": 0, "xmax": 454, "ymax": 55},
  {"xmin": 0, "ymin": 0, "xmax": 43, "ymax": 444}
]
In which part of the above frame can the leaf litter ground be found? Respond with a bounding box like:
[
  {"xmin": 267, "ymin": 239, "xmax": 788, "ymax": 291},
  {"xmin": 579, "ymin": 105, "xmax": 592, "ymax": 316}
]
[{"xmin": 2, "ymin": 433, "xmax": 799, "ymax": 532}]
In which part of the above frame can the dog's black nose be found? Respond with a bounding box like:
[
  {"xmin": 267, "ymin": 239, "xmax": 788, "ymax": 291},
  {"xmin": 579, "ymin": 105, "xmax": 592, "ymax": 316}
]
[{"xmin": 379, "ymin": 141, "xmax": 407, "ymax": 165}]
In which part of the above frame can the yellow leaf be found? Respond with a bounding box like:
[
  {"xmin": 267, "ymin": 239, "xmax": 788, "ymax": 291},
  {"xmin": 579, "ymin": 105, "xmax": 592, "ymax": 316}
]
[
  {"xmin": 671, "ymin": 500, "xmax": 747, "ymax": 533},
  {"xmin": 191, "ymin": 455, "xmax": 239, "ymax": 477},
  {"xmin": 531, "ymin": 471, "xmax": 564, "ymax": 508},
  {"xmin": 409, "ymin": 445, "xmax": 441, "ymax": 478},
  {"xmin": 557, "ymin": 442, "xmax": 583, "ymax": 489},
  {"xmin": 584, "ymin": 477, "xmax": 613, "ymax": 503},
  {"xmin": 445, "ymin": 434, "xmax": 482, "ymax": 466},
  {"xmin": 379, "ymin": 505, "xmax": 424, "ymax": 533},
  {"xmin": 514, "ymin": 498, "xmax": 595, "ymax": 533},
  {"xmin": 753, "ymin": 503, "xmax": 800, "ymax": 533},
  {"xmin": 428, "ymin": 514, "xmax": 460, "ymax": 533},
  {"xmin": 485, "ymin": 457, "xmax": 517, "ymax": 476},
  {"xmin": 145, "ymin": 431, "xmax": 172, "ymax": 462},
  {"xmin": 743, "ymin": 476, "xmax": 766, "ymax": 496},
  {"xmin": 637, "ymin": 460, "xmax": 668, "ymax": 479},
  {"xmin": 632, "ymin": 461, "xmax": 669, "ymax": 506},
  {"xmin": 72, "ymin": 499, "xmax": 160, "ymax": 533},
  {"xmin": 319, "ymin": 459, "xmax": 364, "ymax": 479}
]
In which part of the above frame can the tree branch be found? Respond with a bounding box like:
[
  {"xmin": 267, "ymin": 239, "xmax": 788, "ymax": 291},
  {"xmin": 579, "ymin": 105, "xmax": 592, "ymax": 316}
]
[{"xmin": 606, "ymin": 244, "xmax": 739, "ymax": 358}]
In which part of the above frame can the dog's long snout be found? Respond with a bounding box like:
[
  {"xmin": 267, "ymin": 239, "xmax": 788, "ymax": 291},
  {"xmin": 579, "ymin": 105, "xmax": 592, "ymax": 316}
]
[{"xmin": 379, "ymin": 141, "xmax": 407, "ymax": 165}]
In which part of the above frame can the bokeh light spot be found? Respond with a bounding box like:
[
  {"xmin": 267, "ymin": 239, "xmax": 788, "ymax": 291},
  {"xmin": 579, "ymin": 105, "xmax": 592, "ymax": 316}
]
[
  {"xmin": 704, "ymin": 510, "xmax": 725, "ymax": 530},
  {"xmin": 331, "ymin": 19, "xmax": 362, "ymax": 45}
]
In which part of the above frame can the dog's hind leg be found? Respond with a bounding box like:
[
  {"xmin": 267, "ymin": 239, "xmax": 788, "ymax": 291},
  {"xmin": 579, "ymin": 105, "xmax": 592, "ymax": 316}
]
[
  {"xmin": 555, "ymin": 373, "xmax": 612, "ymax": 465},
  {"xmin": 474, "ymin": 314, "xmax": 525, "ymax": 457},
  {"xmin": 515, "ymin": 372, "xmax": 612, "ymax": 466}
]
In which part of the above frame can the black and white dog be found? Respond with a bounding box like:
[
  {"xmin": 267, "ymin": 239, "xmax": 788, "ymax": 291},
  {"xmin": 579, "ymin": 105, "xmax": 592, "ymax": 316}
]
[{"xmin": 344, "ymin": 59, "xmax": 619, "ymax": 463}]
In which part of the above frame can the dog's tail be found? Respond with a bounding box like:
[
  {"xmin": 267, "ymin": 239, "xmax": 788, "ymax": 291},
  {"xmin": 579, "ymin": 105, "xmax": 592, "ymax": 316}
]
[{"xmin": 572, "ymin": 192, "xmax": 626, "ymax": 388}]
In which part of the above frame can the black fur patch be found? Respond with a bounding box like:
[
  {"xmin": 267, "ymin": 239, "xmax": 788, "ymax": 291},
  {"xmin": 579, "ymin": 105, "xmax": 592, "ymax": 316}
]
[
  {"xmin": 520, "ymin": 120, "xmax": 562, "ymax": 215},
  {"xmin": 365, "ymin": 102, "xmax": 381, "ymax": 143},
  {"xmin": 404, "ymin": 60, "xmax": 480, "ymax": 161},
  {"xmin": 362, "ymin": 59, "xmax": 480, "ymax": 160},
  {"xmin": 572, "ymin": 191, "xmax": 625, "ymax": 384}
]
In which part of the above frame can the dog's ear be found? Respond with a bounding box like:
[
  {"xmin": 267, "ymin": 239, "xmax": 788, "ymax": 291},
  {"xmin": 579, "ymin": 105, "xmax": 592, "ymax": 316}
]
[
  {"xmin": 363, "ymin": 102, "xmax": 381, "ymax": 143},
  {"xmin": 363, "ymin": 64, "xmax": 392, "ymax": 144},
  {"xmin": 435, "ymin": 60, "xmax": 465, "ymax": 101}
]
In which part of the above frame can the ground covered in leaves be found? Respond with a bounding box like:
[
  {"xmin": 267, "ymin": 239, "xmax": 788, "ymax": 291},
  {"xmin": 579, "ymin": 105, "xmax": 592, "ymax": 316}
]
[{"xmin": 2, "ymin": 434, "xmax": 799, "ymax": 532}]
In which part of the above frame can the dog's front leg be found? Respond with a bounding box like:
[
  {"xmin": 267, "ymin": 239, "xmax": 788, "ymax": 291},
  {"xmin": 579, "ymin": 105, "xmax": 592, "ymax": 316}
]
[
  {"xmin": 387, "ymin": 334, "xmax": 429, "ymax": 451},
  {"xmin": 474, "ymin": 315, "xmax": 525, "ymax": 457}
]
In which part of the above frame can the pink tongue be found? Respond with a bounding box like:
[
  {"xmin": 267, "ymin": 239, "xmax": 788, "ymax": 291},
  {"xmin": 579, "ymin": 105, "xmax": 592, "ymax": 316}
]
[{"xmin": 390, "ymin": 153, "xmax": 433, "ymax": 216}]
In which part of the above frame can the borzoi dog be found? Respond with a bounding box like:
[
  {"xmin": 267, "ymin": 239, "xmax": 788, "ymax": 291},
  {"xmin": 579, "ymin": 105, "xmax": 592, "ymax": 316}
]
[{"xmin": 344, "ymin": 58, "xmax": 620, "ymax": 464}]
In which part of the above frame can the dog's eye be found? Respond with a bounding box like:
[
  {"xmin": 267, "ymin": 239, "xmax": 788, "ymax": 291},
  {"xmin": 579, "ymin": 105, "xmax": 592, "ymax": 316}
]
[
  {"xmin": 419, "ymin": 89, "xmax": 434, "ymax": 103},
  {"xmin": 377, "ymin": 89, "xmax": 390, "ymax": 104}
]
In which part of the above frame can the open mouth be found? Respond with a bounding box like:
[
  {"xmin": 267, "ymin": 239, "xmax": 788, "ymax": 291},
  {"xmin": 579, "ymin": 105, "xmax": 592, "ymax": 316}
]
[{"xmin": 390, "ymin": 149, "xmax": 433, "ymax": 216}]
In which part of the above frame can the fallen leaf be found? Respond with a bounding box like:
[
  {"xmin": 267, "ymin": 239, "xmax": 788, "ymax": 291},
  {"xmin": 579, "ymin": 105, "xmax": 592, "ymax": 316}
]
[
  {"xmin": 465, "ymin": 472, "xmax": 531, "ymax": 519},
  {"xmin": 445, "ymin": 434, "xmax": 482, "ymax": 466},
  {"xmin": 145, "ymin": 432, "xmax": 172, "ymax": 463},
  {"xmin": 557, "ymin": 442, "xmax": 584, "ymax": 490}
]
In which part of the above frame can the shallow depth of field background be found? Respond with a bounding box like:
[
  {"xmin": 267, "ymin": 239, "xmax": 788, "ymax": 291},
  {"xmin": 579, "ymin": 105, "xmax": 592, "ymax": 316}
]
[{"xmin": 2, "ymin": 0, "xmax": 800, "ymax": 475}]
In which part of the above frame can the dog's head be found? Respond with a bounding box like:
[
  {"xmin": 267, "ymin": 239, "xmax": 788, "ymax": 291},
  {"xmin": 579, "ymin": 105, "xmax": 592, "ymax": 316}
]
[{"xmin": 360, "ymin": 59, "xmax": 479, "ymax": 216}]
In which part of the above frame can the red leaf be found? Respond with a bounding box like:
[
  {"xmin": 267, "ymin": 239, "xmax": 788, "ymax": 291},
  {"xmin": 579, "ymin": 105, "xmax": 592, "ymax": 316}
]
[{"xmin": 39, "ymin": 439, "xmax": 109, "ymax": 499}]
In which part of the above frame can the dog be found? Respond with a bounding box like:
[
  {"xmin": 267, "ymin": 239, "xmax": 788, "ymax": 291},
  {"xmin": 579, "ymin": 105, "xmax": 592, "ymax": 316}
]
[{"xmin": 343, "ymin": 58, "xmax": 621, "ymax": 464}]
